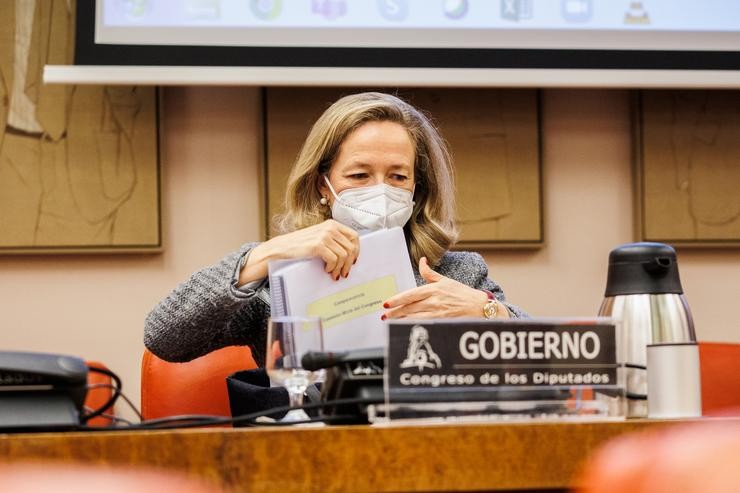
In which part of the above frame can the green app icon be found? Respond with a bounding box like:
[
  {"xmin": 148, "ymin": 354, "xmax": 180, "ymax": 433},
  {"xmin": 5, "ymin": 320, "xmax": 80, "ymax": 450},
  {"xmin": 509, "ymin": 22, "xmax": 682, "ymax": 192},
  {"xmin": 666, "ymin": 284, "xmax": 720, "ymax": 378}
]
[{"xmin": 250, "ymin": 0, "xmax": 283, "ymax": 21}]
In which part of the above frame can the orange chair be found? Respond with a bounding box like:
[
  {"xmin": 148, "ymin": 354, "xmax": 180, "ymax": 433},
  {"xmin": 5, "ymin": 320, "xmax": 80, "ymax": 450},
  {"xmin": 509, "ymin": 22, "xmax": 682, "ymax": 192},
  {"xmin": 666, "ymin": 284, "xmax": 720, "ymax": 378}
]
[
  {"xmin": 84, "ymin": 360, "xmax": 114, "ymax": 426},
  {"xmin": 141, "ymin": 346, "xmax": 258, "ymax": 420},
  {"xmin": 699, "ymin": 342, "xmax": 740, "ymax": 416}
]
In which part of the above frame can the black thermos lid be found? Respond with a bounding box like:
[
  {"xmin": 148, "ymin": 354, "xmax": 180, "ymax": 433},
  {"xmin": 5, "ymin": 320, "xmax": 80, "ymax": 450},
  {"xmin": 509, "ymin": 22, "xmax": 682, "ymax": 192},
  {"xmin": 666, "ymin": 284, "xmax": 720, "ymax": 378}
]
[{"xmin": 604, "ymin": 242, "xmax": 684, "ymax": 296}]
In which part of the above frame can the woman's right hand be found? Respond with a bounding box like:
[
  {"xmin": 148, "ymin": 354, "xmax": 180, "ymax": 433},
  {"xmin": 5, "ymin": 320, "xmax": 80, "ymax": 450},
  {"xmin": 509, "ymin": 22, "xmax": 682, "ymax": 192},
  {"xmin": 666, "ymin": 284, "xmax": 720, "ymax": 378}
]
[{"xmin": 238, "ymin": 219, "xmax": 360, "ymax": 286}]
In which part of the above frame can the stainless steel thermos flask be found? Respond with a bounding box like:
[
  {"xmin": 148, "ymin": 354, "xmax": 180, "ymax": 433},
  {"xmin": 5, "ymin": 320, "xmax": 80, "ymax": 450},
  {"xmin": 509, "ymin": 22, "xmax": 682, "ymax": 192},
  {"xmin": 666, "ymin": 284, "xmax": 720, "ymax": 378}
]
[{"xmin": 598, "ymin": 242, "xmax": 696, "ymax": 417}]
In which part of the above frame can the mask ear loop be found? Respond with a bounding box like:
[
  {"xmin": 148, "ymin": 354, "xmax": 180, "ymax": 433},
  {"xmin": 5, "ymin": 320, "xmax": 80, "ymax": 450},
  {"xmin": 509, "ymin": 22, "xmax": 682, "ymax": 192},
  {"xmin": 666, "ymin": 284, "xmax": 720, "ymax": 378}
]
[{"xmin": 323, "ymin": 175, "xmax": 341, "ymax": 202}]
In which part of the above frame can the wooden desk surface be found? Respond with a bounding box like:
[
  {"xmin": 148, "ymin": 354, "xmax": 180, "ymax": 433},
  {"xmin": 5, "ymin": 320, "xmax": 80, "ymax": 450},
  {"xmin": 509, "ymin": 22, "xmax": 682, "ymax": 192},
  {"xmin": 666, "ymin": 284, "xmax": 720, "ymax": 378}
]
[{"xmin": 0, "ymin": 418, "xmax": 715, "ymax": 492}]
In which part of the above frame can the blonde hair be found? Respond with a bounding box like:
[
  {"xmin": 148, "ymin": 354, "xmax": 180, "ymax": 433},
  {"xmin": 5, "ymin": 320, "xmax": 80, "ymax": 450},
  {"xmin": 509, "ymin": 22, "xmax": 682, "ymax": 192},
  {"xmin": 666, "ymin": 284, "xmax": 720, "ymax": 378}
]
[{"xmin": 275, "ymin": 92, "xmax": 458, "ymax": 267}]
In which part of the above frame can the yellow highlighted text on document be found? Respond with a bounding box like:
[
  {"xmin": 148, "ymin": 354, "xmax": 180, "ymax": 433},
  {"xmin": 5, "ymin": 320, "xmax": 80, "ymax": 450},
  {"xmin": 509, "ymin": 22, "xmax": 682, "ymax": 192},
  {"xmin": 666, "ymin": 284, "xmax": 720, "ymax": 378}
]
[{"xmin": 307, "ymin": 275, "xmax": 398, "ymax": 329}]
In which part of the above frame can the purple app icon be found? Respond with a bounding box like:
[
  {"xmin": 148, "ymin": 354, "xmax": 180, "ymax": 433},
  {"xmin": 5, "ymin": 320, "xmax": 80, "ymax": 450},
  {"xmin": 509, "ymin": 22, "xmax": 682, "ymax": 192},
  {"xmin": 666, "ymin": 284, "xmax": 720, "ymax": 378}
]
[{"xmin": 312, "ymin": 0, "xmax": 347, "ymax": 21}]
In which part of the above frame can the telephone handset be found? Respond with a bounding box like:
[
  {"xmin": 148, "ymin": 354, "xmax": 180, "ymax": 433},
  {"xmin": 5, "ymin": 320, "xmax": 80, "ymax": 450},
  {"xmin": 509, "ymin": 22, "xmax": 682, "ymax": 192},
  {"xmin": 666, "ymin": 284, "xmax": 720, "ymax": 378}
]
[{"xmin": 0, "ymin": 351, "xmax": 88, "ymax": 432}]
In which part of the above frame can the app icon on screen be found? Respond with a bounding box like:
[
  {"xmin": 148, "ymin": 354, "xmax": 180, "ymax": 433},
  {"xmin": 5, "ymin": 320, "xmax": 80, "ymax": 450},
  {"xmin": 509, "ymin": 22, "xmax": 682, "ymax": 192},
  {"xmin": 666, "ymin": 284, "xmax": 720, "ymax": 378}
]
[
  {"xmin": 501, "ymin": 0, "xmax": 533, "ymax": 22},
  {"xmin": 443, "ymin": 0, "xmax": 469, "ymax": 20},
  {"xmin": 250, "ymin": 0, "xmax": 282, "ymax": 21},
  {"xmin": 624, "ymin": 1, "xmax": 650, "ymax": 25},
  {"xmin": 561, "ymin": 0, "xmax": 592, "ymax": 23},
  {"xmin": 378, "ymin": 0, "xmax": 408, "ymax": 22},
  {"xmin": 119, "ymin": 0, "xmax": 151, "ymax": 19},
  {"xmin": 186, "ymin": 0, "xmax": 221, "ymax": 20},
  {"xmin": 312, "ymin": 0, "xmax": 348, "ymax": 21}
]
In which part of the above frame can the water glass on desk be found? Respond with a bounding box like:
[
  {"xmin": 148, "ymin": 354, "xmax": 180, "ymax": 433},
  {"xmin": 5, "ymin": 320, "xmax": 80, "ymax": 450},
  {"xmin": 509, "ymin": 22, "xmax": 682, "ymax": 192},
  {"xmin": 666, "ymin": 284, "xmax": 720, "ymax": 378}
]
[{"xmin": 265, "ymin": 316, "xmax": 324, "ymax": 422}]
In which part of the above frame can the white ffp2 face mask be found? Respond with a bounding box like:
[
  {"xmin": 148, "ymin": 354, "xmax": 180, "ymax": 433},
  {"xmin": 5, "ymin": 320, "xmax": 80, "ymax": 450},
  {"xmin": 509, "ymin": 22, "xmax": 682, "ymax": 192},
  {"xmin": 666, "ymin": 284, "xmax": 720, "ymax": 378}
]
[{"xmin": 324, "ymin": 176, "xmax": 415, "ymax": 232}]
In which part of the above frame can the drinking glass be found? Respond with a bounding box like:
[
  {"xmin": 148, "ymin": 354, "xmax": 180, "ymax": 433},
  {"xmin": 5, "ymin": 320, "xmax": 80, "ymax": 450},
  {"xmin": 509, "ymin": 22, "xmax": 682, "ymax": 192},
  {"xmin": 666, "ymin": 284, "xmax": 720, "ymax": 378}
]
[{"xmin": 265, "ymin": 316, "xmax": 324, "ymax": 422}]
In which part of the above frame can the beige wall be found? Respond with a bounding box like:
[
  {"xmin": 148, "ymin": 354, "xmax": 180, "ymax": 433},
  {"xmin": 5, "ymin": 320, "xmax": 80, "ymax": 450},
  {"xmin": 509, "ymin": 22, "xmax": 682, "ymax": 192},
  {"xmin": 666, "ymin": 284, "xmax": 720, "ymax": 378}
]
[
  {"xmin": 489, "ymin": 89, "xmax": 740, "ymax": 340},
  {"xmin": 1, "ymin": 87, "xmax": 263, "ymax": 419},
  {"xmin": 1, "ymin": 86, "xmax": 738, "ymax": 420}
]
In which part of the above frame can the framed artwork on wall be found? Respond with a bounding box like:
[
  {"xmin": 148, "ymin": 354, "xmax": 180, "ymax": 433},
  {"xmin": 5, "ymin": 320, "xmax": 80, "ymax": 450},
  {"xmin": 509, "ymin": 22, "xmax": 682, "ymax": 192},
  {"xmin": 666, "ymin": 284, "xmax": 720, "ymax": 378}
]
[
  {"xmin": 635, "ymin": 90, "xmax": 740, "ymax": 247},
  {"xmin": 0, "ymin": 1, "xmax": 161, "ymax": 254},
  {"xmin": 263, "ymin": 87, "xmax": 543, "ymax": 249}
]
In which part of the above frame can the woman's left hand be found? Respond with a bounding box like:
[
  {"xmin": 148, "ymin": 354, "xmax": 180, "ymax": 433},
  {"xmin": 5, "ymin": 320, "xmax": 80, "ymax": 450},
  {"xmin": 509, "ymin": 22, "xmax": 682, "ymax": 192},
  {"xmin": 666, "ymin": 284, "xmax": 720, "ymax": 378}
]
[{"xmin": 381, "ymin": 257, "xmax": 509, "ymax": 320}]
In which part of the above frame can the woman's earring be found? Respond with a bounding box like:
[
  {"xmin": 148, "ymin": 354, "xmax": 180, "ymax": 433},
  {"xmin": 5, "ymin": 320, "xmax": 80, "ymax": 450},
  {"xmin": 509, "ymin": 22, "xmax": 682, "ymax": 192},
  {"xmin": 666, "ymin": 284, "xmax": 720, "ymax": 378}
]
[{"xmin": 320, "ymin": 196, "xmax": 328, "ymax": 206}]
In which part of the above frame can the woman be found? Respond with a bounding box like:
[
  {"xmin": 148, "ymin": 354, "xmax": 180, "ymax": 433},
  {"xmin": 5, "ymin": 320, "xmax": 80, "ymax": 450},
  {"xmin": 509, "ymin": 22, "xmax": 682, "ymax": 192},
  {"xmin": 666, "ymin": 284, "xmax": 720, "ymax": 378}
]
[{"xmin": 145, "ymin": 92, "xmax": 526, "ymax": 365}]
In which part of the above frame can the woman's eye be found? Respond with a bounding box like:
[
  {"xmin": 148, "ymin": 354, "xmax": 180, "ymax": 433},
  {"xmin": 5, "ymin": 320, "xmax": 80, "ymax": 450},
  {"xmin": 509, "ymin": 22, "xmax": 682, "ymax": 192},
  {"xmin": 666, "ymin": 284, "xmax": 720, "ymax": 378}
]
[
  {"xmin": 392, "ymin": 174, "xmax": 409, "ymax": 181},
  {"xmin": 349, "ymin": 173, "xmax": 368, "ymax": 179}
]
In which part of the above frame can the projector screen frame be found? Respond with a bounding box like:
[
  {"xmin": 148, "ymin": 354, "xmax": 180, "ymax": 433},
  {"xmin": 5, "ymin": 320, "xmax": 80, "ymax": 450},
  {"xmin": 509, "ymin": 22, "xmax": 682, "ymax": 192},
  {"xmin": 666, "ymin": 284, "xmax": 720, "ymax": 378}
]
[{"xmin": 76, "ymin": 3, "xmax": 740, "ymax": 71}]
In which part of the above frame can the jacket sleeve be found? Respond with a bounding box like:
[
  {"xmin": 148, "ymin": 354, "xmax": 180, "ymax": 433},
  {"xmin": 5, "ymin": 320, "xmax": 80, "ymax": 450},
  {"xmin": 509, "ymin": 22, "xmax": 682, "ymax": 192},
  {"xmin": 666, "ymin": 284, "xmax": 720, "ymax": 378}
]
[
  {"xmin": 438, "ymin": 251, "xmax": 529, "ymax": 319},
  {"xmin": 143, "ymin": 243, "xmax": 270, "ymax": 365},
  {"xmin": 478, "ymin": 277, "xmax": 529, "ymax": 319}
]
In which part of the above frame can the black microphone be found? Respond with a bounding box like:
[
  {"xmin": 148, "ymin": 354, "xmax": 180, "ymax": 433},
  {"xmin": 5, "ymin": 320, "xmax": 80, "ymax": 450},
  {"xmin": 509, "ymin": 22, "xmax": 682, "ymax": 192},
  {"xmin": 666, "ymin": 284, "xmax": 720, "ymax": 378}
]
[
  {"xmin": 301, "ymin": 351, "xmax": 349, "ymax": 371},
  {"xmin": 301, "ymin": 347, "xmax": 384, "ymax": 371}
]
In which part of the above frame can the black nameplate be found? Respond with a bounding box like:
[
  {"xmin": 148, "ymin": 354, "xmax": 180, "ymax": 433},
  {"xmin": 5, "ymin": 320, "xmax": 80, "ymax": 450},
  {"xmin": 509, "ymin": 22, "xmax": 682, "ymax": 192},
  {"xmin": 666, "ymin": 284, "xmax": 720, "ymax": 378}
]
[{"xmin": 387, "ymin": 320, "xmax": 617, "ymax": 392}]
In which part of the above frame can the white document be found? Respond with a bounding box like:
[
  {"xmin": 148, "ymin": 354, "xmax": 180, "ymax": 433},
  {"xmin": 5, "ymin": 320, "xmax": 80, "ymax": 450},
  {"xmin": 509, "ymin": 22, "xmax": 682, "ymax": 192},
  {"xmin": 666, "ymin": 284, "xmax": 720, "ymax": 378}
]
[{"xmin": 268, "ymin": 227, "xmax": 417, "ymax": 351}]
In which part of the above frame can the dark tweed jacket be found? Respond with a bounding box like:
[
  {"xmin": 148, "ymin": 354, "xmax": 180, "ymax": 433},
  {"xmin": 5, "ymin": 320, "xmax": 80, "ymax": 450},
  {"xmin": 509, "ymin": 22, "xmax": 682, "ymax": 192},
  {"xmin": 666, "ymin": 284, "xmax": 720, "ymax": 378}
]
[{"xmin": 144, "ymin": 243, "xmax": 526, "ymax": 366}]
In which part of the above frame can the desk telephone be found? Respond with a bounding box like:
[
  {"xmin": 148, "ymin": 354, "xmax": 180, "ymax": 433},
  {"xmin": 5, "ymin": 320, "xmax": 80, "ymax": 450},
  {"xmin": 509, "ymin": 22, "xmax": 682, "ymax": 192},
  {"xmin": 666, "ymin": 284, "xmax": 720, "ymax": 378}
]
[{"xmin": 0, "ymin": 351, "xmax": 88, "ymax": 432}]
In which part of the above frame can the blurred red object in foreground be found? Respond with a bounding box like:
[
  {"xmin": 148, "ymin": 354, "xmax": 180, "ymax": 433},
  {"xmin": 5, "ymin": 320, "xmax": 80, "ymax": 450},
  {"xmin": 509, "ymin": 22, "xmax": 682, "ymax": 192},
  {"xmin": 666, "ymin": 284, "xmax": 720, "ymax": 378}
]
[
  {"xmin": 0, "ymin": 463, "xmax": 229, "ymax": 493},
  {"xmin": 577, "ymin": 420, "xmax": 740, "ymax": 493}
]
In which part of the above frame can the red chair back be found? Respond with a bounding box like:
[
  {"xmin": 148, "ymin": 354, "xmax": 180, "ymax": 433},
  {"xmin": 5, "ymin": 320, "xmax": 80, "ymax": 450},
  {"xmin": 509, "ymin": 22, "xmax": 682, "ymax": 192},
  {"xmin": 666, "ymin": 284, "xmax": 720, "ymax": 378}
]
[
  {"xmin": 141, "ymin": 346, "xmax": 257, "ymax": 420},
  {"xmin": 699, "ymin": 342, "xmax": 740, "ymax": 416},
  {"xmin": 84, "ymin": 361, "xmax": 114, "ymax": 426}
]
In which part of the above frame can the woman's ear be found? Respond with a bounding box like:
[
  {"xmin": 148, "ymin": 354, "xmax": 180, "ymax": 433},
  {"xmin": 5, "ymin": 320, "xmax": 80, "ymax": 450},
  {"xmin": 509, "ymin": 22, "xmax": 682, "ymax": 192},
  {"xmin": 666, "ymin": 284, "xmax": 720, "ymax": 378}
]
[{"xmin": 317, "ymin": 174, "xmax": 330, "ymax": 205}]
